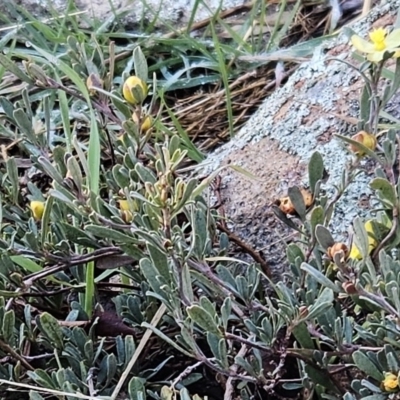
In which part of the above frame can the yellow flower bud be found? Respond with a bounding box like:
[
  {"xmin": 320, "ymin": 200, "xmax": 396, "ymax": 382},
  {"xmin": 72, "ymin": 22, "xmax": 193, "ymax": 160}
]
[
  {"xmin": 382, "ymin": 372, "xmax": 399, "ymax": 392},
  {"xmin": 160, "ymin": 188, "xmax": 168, "ymax": 204},
  {"xmin": 118, "ymin": 200, "xmax": 133, "ymax": 223},
  {"xmin": 349, "ymin": 131, "xmax": 377, "ymax": 156},
  {"xmin": 276, "ymin": 188, "xmax": 313, "ymax": 215},
  {"xmin": 122, "ymin": 76, "xmax": 148, "ymax": 105},
  {"xmin": 132, "ymin": 113, "xmax": 152, "ymax": 133},
  {"xmin": 119, "ymin": 200, "xmax": 129, "ymax": 211},
  {"xmin": 277, "ymin": 196, "xmax": 296, "ymax": 215},
  {"xmin": 327, "ymin": 243, "xmax": 349, "ymax": 261},
  {"xmin": 121, "ymin": 211, "xmax": 133, "ymax": 223},
  {"xmin": 30, "ymin": 201, "xmax": 45, "ymax": 221}
]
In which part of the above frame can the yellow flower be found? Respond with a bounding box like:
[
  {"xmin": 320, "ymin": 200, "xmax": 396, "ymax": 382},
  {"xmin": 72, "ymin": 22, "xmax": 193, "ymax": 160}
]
[
  {"xmin": 132, "ymin": 113, "xmax": 152, "ymax": 133},
  {"xmin": 369, "ymin": 27, "xmax": 387, "ymax": 51},
  {"xmin": 349, "ymin": 131, "xmax": 377, "ymax": 156},
  {"xmin": 122, "ymin": 76, "xmax": 148, "ymax": 105},
  {"xmin": 30, "ymin": 201, "xmax": 45, "ymax": 221},
  {"xmin": 349, "ymin": 220, "xmax": 378, "ymax": 260},
  {"xmin": 351, "ymin": 27, "xmax": 400, "ymax": 62},
  {"xmin": 382, "ymin": 372, "xmax": 399, "ymax": 392}
]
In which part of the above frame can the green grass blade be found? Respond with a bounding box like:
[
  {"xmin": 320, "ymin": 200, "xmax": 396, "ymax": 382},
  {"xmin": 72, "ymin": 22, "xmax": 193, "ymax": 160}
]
[
  {"xmin": 55, "ymin": 73, "xmax": 72, "ymax": 153},
  {"xmin": 84, "ymin": 261, "xmax": 95, "ymax": 318},
  {"xmin": 210, "ymin": 23, "xmax": 234, "ymax": 137},
  {"xmin": 159, "ymin": 98, "xmax": 204, "ymax": 162},
  {"xmin": 87, "ymin": 112, "xmax": 101, "ymax": 194}
]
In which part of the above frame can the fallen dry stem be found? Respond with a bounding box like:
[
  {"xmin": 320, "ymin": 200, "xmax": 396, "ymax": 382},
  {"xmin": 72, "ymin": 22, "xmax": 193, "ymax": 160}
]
[
  {"xmin": 217, "ymin": 223, "xmax": 272, "ymax": 278},
  {"xmin": 111, "ymin": 303, "xmax": 167, "ymax": 400}
]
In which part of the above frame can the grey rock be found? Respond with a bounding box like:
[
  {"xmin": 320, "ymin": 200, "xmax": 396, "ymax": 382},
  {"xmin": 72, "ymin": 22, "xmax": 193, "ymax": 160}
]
[
  {"xmin": 200, "ymin": 0, "xmax": 400, "ymax": 275},
  {"xmin": 0, "ymin": 0, "xmax": 246, "ymax": 28}
]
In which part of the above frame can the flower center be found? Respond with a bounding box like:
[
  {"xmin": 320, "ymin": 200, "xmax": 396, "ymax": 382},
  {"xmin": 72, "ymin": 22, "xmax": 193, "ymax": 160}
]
[{"xmin": 369, "ymin": 28, "xmax": 387, "ymax": 51}]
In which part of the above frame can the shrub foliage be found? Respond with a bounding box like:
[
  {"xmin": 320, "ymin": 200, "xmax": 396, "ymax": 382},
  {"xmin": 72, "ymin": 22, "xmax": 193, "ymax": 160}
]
[{"xmin": 1, "ymin": 12, "xmax": 400, "ymax": 400}]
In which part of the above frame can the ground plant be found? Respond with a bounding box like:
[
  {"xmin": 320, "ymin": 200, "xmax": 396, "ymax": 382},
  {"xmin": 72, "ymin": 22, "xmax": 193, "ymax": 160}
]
[{"xmin": 1, "ymin": 0, "xmax": 400, "ymax": 399}]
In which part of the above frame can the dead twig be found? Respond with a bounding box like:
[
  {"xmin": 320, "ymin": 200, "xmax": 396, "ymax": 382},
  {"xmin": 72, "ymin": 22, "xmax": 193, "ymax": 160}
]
[
  {"xmin": 110, "ymin": 303, "xmax": 167, "ymax": 400},
  {"xmin": 217, "ymin": 223, "xmax": 272, "ymax": 278},
  {"xmin": 171, "ymin": 360, "xmax": 205, "ymax": 389},
  {"xmin": 0, "ymin": 339, "xmax": 34, "ymax": 371}
]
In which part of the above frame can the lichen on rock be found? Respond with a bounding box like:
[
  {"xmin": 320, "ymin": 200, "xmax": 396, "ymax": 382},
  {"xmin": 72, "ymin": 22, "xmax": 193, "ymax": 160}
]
[{"xmin": 201, "ymin": 0, "xmax": 400, "ymax": 274}]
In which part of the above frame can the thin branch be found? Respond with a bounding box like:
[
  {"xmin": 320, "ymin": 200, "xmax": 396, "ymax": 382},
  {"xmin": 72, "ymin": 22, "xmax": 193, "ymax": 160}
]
[
  {"xmin": 0, "ymin": 339, "xmax": 34, "ymax": 371},
  {"xmin": 171, "ymin": 360, "xmax": 204, "ymax": 389},
  {"xmin": 217, "ymin": 223, "xmax": 271, "ymax": 278},
  {"xmin": 187, "ymin": 259, "xmax": 245, "ymax": 318},
  {"xmin": 224, "ymin": 343, "xmax": 248, "ymax": 400},
  {"xmin": 23, "ymin": 247, "xmax": 123, "ymax": 284},
  {"xmin": 225, "ymin": 332, "xmax": 272, "ymax": 352}
]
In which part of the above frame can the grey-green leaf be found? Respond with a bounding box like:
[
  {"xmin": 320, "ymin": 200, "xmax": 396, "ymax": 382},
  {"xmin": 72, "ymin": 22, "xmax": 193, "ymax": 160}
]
[
  {"xmin": 370, "ymin": 177, "xmax": 397, "ymax": 207},
  {"xmin": 187, "ymin": 305, "xmax": 221, "ymax": 336},
  {"xmin": 315, "ymin": 225, "xmax": 335, "ymax": 249},
  {"xmin": 353, "ymin": 350, "xmax": 383, "ymax": 381},
  {"xmin": 29, "ymin": 391, "xmax": 46, "ymax": 400},
  {"xmin": 310, "ymin": 206, "xmax": 324, "ymax": 238},
  {"xmin": 288, "ymin": 186, "xmax": 306, "ymax": 220},
  {"xmin": 133, "ymin": 47, "xmax": 148, "ymax": 83},
  {"xmin": 301, "ymin": 263, "xmax": 340, "ymax": 293},
  {"xmin": 129, "ymin": 376, "xmax": 146, "ymax": 400},
  {"xmin": 36, "ymin": 312, "xmax": 64, "ymax": 350},
  {"xmin": 308, "ymin": 151, "xmax": 324, "ymax": 194},
  {"xmin": 6, "ymin": 158, "xmax": 19, "ymax": 204},
  {"xmin": 2, "ymin": 310, "xmax": 15, "ymax": 346},
  {"xmin": 0, "ymin": 54, "xmax": 34, "ymax": 84}
]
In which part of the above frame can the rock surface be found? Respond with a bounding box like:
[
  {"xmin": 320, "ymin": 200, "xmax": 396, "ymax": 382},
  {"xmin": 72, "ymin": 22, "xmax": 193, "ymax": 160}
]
[
  {"xmin": 202, "ymin": 0, "xmax": 399, "ymax": 277},
  {"xmin": 2, "ymin": 0, "xmax": 245, "ymax": 28}
]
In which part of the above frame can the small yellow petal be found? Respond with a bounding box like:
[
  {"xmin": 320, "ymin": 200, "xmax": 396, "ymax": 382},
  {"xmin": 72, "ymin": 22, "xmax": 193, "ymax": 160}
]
[
  {"xmin": 367, "ymin": 51, "xmax": 385, "ymax": 62},
  {"xmin": 132, "ymin": 113, "xmax": 152, "ymax": 133},
  {"xmin": 349, "ymin": 243, "xmax": 362, "ymax": 260},
  {"xmin": 351, "ymin": 35, "xmax": 375, "ymax": 53},
  {"xmin": 369, "ymin": 27, "xmax": 387, "ymax": 43},
  {"xmin": 348, "ymin": 220, "xmax": 378, "ymax": 260},
  {"xmin": 369, "ymin": 28, "xmax": 387, "ymax": 50},
  {"xmin": 365, "ymin": 220, "xmax": 378, "ymax": 251},
  {"xmin": 385, "ymin": 29, "xmax": 400, "ymax": 48},
  {"xmin": 118, "ymin": 200, "xmax": 133, "ymax": 222},
  {"xmin": 382, "ymin": 372, "xmax": 399, "ymax": 392}
]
